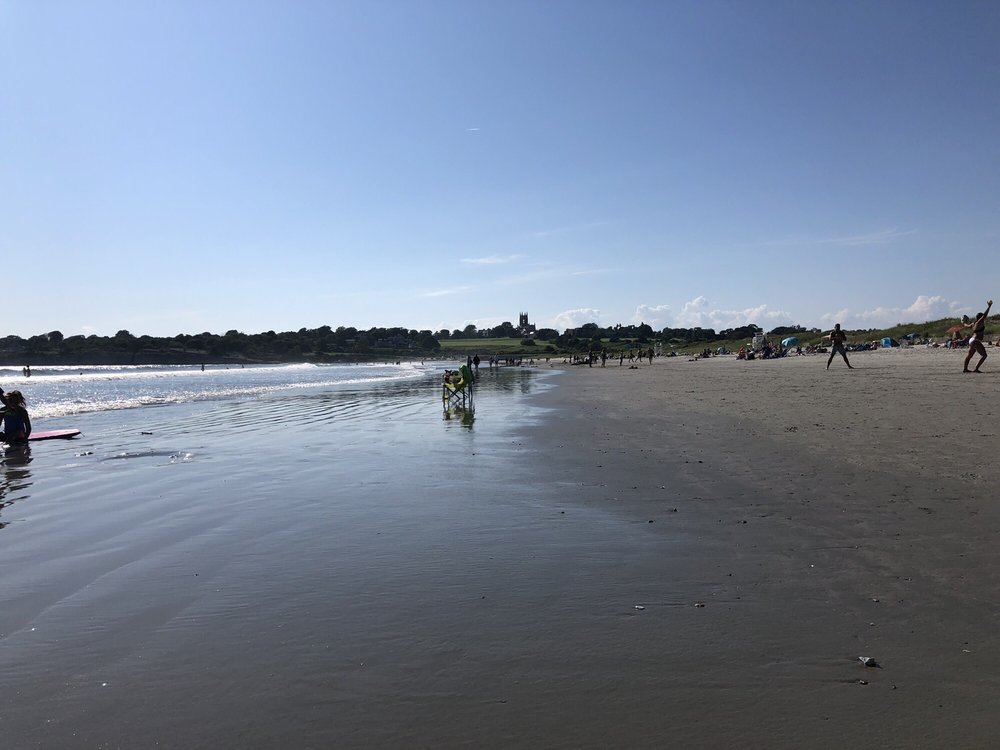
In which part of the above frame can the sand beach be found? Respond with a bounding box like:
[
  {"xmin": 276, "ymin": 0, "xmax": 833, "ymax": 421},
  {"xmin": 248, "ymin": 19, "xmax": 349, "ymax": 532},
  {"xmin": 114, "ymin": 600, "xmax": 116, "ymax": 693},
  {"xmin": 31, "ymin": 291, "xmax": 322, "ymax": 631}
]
[
  {"xmin": 521, "ymin": 346, "xmax": 1000, "ymax": 748},
  {"xmin": 1, "ymin": 350, "xmax": 999, "ymax": 748}
]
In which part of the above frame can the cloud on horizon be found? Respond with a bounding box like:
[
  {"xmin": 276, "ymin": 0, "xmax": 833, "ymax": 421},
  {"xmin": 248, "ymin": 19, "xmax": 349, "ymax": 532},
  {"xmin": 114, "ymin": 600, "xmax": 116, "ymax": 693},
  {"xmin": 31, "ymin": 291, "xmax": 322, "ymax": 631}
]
[
  {"xmin": 548, "ymin": 294, "xmax": 963, "ymax": 335},
  {"xmin": 552, "ymin": 308, "xmax": 602, "ymax": 330},
  {"xmin": 820, "ymin": 294, "xmax": 966, "ymax": 328},
  {"xmin": 672, "ymin": 296, "xmax": 794, "ymax": 330},
  {"xmin": 632, "ymin": 304, "xmax": 672, "ymax": 329}
]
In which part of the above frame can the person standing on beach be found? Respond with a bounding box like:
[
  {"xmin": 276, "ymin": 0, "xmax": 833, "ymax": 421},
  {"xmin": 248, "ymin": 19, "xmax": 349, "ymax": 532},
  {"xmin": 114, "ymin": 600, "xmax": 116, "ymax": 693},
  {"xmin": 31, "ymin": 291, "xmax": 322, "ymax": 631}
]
[
  {"xmin": 0, "ymin": 388, "xmax": 31, "ymax": 444},
  {"xmin": 962, "ymin": 299, "xmax": 992, "ymax": 373},
  {"xmin": 826, "ymin": 324, "xmax": 853, "ymax": 370}
]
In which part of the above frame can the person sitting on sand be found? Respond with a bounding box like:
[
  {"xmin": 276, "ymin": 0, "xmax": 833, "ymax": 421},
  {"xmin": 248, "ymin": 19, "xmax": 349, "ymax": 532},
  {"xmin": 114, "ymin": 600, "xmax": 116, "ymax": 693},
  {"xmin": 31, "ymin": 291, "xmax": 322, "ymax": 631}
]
[
  {"xmin": 961, "ymin": 299, "xmax": 992, "ymax": 373},
  {"xmin": 0, "ymin": 388, "xmax": 31, "ymax": 444},
  {"xmin": 826, "ymin": 324, "xmax": 854, "ymax": 370}
]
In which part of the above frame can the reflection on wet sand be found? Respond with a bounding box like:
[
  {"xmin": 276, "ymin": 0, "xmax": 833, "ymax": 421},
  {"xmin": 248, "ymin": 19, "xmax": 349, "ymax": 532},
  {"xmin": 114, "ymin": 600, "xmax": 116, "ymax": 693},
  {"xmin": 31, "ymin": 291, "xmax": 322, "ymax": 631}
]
[
  {"xmin": 438, "ymin": 367, "xmax": 548, "ymax": 429},
  {"xmin": 0, "ymin": 445, "xmax": 33, "ymax": 530},
  {"xmin": 140, "ymin": 365, "xmax": 548, "ymax": 438},
  {"xmin": 442, "ymin": 406, "xmax": 475, "ymax": 428}
]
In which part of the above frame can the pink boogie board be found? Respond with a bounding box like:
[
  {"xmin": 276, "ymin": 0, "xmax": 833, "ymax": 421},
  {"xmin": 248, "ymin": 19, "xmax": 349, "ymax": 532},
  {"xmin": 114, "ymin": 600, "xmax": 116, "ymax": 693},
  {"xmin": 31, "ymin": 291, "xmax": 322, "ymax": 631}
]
[{"xmin": 28, "ymin": 429, "xmax": 81, "ymax": 441}]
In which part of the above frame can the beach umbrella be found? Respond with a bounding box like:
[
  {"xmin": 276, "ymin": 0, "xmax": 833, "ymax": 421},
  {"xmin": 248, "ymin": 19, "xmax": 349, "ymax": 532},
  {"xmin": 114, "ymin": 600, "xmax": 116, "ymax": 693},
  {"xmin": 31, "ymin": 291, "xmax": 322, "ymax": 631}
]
[{"xmin": 781, "ymin": 337, "xmax": 798, "ymax": 347}]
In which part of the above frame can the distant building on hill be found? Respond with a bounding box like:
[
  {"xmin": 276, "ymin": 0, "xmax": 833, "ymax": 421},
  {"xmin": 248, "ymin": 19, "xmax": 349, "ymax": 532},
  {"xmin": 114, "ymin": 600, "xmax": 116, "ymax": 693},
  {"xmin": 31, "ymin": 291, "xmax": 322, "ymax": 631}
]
[
  {"xmin": 517, "ymin": 313, "xmax": 536, "ymax": 337},
  {"xmin": 374, "ymin": 334, "xmax": 411, "ymax": 349}
]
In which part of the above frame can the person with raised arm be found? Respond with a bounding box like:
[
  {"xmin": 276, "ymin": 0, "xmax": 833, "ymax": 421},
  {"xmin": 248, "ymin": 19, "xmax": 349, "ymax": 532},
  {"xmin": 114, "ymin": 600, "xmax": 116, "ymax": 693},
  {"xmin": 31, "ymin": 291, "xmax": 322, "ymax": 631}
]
[{"xmin": 962, "ymin": 299, "xmax": 993, "ymax": 373}]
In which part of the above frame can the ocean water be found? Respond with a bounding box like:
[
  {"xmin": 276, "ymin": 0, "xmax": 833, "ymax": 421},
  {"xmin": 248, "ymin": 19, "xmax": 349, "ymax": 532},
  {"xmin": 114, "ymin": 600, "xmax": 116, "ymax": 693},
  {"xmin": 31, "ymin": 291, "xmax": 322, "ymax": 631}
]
[
  {"xmin": 0, "ymin": 360, "xmax": 557, "ymax": 526},
  {"xmin": 3, "ymin": 361, "xmax": 436, "ymax": 420},
  {"xmin": 1, "ymin": 361, "xmax": 574, "ymax": 747}
]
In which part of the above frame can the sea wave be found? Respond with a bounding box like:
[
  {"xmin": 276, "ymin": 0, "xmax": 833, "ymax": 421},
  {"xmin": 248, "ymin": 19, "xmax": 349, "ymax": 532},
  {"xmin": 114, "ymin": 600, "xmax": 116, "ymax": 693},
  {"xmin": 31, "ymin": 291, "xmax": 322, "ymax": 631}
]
[{"xmin": 14, "ymin": 362, "xmax": 432, "ymax": 420}]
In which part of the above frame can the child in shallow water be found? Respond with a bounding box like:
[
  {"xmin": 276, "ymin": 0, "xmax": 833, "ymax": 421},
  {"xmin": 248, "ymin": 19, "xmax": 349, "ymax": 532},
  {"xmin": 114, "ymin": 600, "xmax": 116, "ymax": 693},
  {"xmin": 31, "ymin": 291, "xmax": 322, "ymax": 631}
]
[{"xmin": 0, "ymin": 388, "xmax": 31, "ymax": 444}]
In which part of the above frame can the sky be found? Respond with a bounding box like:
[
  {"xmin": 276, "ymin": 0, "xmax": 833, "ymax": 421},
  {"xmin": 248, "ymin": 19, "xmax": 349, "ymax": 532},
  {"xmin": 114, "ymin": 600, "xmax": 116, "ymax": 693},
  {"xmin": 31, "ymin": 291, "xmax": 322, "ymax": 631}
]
[{"xmin": 2, "ymin": 0, "xmax": 999, "ymax": 338}]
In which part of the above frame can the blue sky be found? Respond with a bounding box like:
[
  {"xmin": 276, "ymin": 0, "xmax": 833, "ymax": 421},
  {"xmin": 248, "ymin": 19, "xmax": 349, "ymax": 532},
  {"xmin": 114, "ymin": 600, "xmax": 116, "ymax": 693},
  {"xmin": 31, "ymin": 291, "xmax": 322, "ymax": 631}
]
[{"xmin": 3, "ymin": 1, "xmax": 998, "ymax": 338}]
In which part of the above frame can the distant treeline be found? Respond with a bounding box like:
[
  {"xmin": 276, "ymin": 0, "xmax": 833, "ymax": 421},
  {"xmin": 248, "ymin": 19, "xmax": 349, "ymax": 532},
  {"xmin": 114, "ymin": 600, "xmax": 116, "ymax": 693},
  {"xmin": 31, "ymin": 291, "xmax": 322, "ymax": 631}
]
[
  {"xmin": 440, "ymin": 321, "xmax": 818, "ymax": 344},
  {"xmin": 0, "ymin": 327, "xmax": 441, "ymax": 365},
  {"xmin": 0, "ymin": 322, "xmax": 827, "ymax": 365}
]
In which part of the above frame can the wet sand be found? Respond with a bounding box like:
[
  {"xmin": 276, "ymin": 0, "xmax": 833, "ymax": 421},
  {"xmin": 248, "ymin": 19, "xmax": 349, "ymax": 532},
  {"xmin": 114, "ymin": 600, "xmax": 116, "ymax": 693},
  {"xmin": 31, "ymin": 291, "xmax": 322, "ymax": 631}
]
[
  {"xmin": 2, "ymin": 352, "xmax": 999, "ymax": 748},
  {"xmin": 524, "ymin": 347, "xmax": 1000, "ymax": 748}
]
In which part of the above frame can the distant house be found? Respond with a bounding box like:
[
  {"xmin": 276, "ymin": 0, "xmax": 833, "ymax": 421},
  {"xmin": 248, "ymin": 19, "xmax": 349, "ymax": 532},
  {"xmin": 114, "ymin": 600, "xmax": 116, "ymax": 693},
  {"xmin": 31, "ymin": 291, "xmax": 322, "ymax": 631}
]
[
  {"xmin": 517, "ymin": 312, "xmax": 536, "ymax": 337},
  {"xmin": 374, "ymin": 335, "xmax": 411, "ymax": 349}
]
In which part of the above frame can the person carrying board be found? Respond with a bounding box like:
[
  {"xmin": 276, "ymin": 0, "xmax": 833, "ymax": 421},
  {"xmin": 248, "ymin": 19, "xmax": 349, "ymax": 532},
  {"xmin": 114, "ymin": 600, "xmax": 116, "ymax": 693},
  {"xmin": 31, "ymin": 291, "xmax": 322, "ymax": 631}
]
[{"xmin": 0, "ymin": 388, "xmax": 31, "ymax": 444}]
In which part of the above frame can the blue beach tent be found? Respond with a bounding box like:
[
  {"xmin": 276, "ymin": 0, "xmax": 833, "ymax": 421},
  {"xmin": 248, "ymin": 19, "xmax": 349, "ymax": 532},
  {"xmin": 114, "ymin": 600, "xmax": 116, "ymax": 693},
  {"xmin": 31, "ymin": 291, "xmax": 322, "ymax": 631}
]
[
  {"xmin": 781, "ymin": 337, "xmax": 799, "ymax": 347},
  {"xmin": 881, "ymin": 337, "xmax": 899, "ymax": 348}
]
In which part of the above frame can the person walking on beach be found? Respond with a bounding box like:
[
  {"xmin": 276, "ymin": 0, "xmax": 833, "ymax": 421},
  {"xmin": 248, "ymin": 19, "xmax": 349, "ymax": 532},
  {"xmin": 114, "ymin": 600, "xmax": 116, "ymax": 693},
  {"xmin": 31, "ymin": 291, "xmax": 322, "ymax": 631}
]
[
  {"xmin": 826, "ymin": 324, "xmax": 854, "ymax": 370},
  {"xmin": 0, "ymin": 388, "xmax": 31, "ymax": 444},
  {"xmin": 962, "ymin": 299, "xmax": 992, "ymax": 373}
]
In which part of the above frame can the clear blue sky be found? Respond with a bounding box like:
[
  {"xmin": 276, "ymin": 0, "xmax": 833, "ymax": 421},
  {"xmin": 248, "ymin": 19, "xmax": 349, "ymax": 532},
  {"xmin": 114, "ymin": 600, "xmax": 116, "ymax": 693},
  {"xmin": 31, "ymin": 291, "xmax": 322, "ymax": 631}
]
[{"xmin": 3, "ymin": 1, "xmax": 998, "ymax": 338}]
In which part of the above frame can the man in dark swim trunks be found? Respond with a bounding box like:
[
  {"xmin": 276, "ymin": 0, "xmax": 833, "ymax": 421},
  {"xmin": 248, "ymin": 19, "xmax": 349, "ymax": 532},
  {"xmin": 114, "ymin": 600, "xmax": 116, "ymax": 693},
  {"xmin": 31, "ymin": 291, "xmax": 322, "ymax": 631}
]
[
  {"xmin": 962, "ymin": 299, "xmax": 992, "ymax": 373},
  {"xmin": 826, "ymin": 323, "xmax": 853, "ymax": 370}
]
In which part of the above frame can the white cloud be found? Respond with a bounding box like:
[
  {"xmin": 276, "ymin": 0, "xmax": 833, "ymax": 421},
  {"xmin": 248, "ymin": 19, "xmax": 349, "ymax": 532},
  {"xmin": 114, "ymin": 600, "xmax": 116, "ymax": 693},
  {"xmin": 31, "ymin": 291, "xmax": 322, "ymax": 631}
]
[
  {"xmin": 552, "ymin": 308, "xmax": 602, "ymax": 330},
  {"xmin": 420, "ymin": 286, "xmax": 474, "ymax": 298},
  {"xmin": 466, "ymin": 316, "xmax": 506, "ymax": 330},
  {"xmin": 819, "ymin": 228, "xmax": 918, "ymax": 246},
  {"xmin": 632, "ymin": 304, "xmax": 672, "ymax": 328},
  {"xmin": 528, "ymin": 221, "xmax": 611, "ymax": 239},
  {"xmin": 492, "ymin": 262, "xmax": 604, "ymax": 286},
  {"xmin": 460, "ymin": 254, "xmax": 523, "ymax": 265},
  {"xmin": 742, "ymin": 227, "xmax": 918, "ymax": 249},
  {"xmin": 672, "ymin": 296, "xmax": 794, "ymax": 330},
  {"xmin": 821, "ymin": 294, "xmax": 965, "ymax": 328}
]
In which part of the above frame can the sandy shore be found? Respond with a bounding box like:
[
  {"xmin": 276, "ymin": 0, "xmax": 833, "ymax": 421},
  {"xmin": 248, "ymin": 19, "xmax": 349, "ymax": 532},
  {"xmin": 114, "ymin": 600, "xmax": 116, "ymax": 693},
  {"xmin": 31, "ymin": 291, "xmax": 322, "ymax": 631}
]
[
  {"xmin": 518, "ymin": 347, "xmax": 1000, "ymax": 747},
  {"xmin": 2, "ymin": 352, "xmax": 999, "ymax": 748}
]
